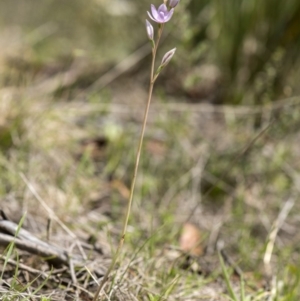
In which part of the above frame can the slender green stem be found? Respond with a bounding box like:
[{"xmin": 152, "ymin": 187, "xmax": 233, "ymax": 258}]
[{"xmin": 92, "ymin": 26, "xmax": 164, "ymax": 301}]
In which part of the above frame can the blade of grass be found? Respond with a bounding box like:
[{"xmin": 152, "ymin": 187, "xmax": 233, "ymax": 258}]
[
  {"xmin": 218, "ymin": 251, "xmax": 238, "ymax": 301},
  {"xmin": 0, "ymin": 212, "xmax": 27, "ymax": 281}
]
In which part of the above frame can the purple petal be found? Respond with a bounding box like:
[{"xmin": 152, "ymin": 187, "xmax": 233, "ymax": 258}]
[
  {"xmin": 150, "ymin": 4, "xmax": 159, "ymax": 20},
  {"xmin": 147, "ymin": 11, "xmax": 157, "ymax": 22},
  {"xmin": 148, "ymin": 10, "xmax": 164, "ymax": 23},
  {"xmin": 163, "ymin": 8, "xmax": 174, "ymax": 22},
  {"xmin": 158, "ymin": 11, "xmax": 166, "ymax": 21},
  {"xmin": 157, "ymin": 3, "xmax": 168, "ymax": 14},
  {"xmin": 148, "ymin": 3, "xmax": 174, "ymax": 24}
]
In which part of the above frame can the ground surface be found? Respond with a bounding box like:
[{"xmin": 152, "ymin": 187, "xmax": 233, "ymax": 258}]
[{"xmin": 1, "ymin": 6, "xmax": 300, "ymax": 300}]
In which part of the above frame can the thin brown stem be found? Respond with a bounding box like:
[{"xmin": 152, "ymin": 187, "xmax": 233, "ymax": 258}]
[{"xmin": 92, "ymin": 26, "xmax": 164, "ymax": 301}]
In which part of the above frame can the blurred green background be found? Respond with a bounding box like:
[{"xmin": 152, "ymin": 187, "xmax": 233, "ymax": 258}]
[{"xmin": 1, "ymin": 0, "xmax": 300, "ymax": 105}]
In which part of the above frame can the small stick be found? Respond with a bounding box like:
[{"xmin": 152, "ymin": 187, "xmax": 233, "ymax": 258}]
[
  {"xmin": 1, "ymin": 256, "xmax": 94, "ymax": 297},
  {"xmin": 46, "ymin": 218, "xmax": 52, "ymax": 242},
  {"xmin": 0, "ymin": 219, "xmax": 59, "ymax": 251},
  {"xmin": 0, "ymin": 233, "xmax": 70, "ymax": 265},
  {"xmin": 20, "ymin": 173, "xmax": 87, "ymax": 261},
  {"xmin": 69, "ymin": 257, "xmax": 77, "ymax": 285},
  {"xmin": 0, "ymin": 210, "xmax": 9, "ymax": 220},
  {"xmin": 68, "ymin": 242, "xmax": 78, "ymax": 285},
  {"xmin": 0, "ymin": 256, "xmax": 50, "ymax": 278},
  {"xmin": 263, "ymin": 197, "xmax": 295, "ymax": 277}
]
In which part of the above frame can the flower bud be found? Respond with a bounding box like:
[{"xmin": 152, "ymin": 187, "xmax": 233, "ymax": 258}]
[
  {"xmin": 169, "ymin": 0, "xmax": 180, "ymax": 8},
  {"xmin": 145, "ymin": 19, "xmax": 154, "ymax": 40},
  {"xmin": 154, "ymin": 48, "xmax": 176, "ymax": 78},
  {"xmin": 160, "ymin": 48, "xmax": 176, "ymax": 67}
]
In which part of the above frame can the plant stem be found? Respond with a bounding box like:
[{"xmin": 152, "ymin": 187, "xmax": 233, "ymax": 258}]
[{"xmin": 92, "ymin": 25, "xmax": 164, "ymax": 301}]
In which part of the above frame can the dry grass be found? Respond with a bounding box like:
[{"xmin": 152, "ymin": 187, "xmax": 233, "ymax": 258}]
[
  {"xmin": 1, "ymin": 9, "xmax": 300, "ymax": 301},
  {"xmin": 1, "ymin": 82, "xmax": 300, "ymax": 300}
]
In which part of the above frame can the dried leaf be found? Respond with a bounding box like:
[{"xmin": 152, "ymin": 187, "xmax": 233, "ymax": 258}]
[{"xmin": 179, "ymin": 223, "xmax": 203, "ymax": 256}]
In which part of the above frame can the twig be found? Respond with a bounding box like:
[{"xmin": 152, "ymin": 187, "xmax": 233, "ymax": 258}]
[
  {"xmin": 1, "ymin": 256, "xmax": 94, "ymax": 298},
  {"xmin": 263, "ymin": 197, "xmax": 295, "ymax": 277},
  {"xmin": 0, "ymin": 210, "xmax": 9, "ymax": 220},
  {"xmin": 0, "ymin": 218, "xmax": 86, "ymax": 268},
  {"xmin": 0, "ymin": 256, "xmax": 50, "ymax": 278},
  {"xmin": 20, "ymin": 173, "xmax": 87, "ymax": 260},
  {"xmin": 68, "ymin": 243, "xmax": 78, "ymax": 285},
  {"xmin": 46, "ymin": 218, "xmax": 52, "ymax": 242},
  {"xmin": 0, "ymin": 219, "xmax": 60, "ymax": 251},
  {"xmin": 0, "ymin": 233, "xmax": 70, "ymax": 265}
]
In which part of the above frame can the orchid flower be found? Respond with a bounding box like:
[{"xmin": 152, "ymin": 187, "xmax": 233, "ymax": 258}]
[
  {"xmin": 147, "ymin": 4, "xmax": 174, "ymax": 23},
  {"xmin": 94, "ymin": 2, "xmax": 180, "ymax": 298}
]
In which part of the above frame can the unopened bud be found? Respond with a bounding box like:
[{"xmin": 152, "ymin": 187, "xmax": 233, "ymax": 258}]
[
  {"xmin": 169, "ymin": 0, "xmax": 180, "ymax": 8},
  {"xmin": 154, "ymin": 48, "xmax": 176, "ymax": 77},
  {"xmin": 160, "ymin": 48, "xmax": 176, "ymax": 67},
  {"xmin": 145, "ymin": 19, "xmax": 154, "ymax": 40}
]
